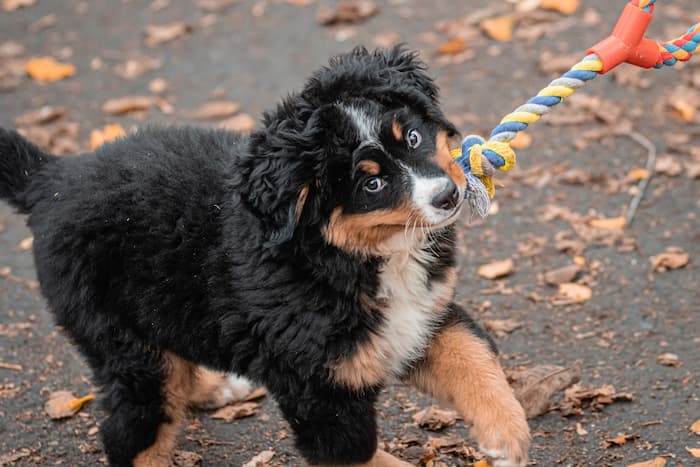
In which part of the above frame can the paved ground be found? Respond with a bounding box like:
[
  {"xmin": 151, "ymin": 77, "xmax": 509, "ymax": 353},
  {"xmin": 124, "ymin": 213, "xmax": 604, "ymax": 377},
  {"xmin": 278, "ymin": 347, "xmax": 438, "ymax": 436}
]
[{"xmin": 0, "ymin": 0, "xmax": 698, "ymax": 465}]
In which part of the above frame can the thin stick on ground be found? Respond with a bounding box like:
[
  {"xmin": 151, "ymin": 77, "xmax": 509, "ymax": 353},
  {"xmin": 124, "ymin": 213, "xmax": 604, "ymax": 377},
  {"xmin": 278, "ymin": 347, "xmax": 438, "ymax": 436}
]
[{"xmin": 626, "ymin": 131, "xmax": 657, "ymax": 227}]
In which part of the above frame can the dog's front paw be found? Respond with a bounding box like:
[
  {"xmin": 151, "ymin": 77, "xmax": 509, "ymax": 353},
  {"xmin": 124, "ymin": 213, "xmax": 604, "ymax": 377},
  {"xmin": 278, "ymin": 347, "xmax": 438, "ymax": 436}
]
[{"xmin": 473, "ymin": 400, "xmax": 530, "ymax": 467}]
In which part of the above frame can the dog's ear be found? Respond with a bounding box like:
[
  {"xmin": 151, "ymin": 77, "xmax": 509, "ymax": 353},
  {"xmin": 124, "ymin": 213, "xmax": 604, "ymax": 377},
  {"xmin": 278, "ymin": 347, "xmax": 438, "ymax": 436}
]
[{"xmin": 242, "ymin": 101, "xmax": 328, "ymax": 247}]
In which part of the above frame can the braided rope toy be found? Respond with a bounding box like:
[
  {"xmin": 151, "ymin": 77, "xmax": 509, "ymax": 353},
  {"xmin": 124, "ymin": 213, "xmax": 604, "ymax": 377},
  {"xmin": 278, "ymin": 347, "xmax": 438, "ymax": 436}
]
[{"xmin": 453, "ymin": 0, "xmax": 700, "ymax": 217}]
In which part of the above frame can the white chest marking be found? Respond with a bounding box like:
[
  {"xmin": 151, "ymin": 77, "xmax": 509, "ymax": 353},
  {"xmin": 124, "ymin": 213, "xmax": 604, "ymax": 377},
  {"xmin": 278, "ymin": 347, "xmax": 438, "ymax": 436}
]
[{"xmin": 376, "ymin": 238, "xmax": 448, "ymax": 376}]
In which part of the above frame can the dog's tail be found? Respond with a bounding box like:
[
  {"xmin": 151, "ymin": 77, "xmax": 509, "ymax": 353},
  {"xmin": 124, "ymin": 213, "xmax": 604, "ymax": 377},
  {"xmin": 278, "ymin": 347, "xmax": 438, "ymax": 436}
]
[{"xmin": 0, "ymin": 127, "xmax": 56, "ymax": 213}]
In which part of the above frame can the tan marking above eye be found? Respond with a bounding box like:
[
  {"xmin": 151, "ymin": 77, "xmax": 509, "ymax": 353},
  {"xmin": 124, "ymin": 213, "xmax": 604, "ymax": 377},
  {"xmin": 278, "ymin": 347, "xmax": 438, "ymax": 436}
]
[
  {"xmin": 392, "ymin": 118, "xmax": 403, "ymax": 142},
  {"xmin": 357, "ymin": 160, "xmax": 381, "ymax": 176}
]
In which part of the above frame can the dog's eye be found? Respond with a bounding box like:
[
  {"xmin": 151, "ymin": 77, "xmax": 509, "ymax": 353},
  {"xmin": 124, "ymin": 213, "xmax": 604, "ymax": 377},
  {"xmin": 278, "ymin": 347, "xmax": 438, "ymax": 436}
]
[
  {"xmin": 363, "ymin": 176, "xmax": 386, "ymax": 193},
  {"xmin": 406, "ymin": 129, "xmax": 422, "ymax": 149}
]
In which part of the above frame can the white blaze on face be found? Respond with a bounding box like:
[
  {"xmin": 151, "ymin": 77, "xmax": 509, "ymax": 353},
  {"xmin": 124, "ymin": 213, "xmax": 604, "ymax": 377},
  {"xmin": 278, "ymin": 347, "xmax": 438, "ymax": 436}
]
[{"xmin": 405, "ymin": 166, "xmax": 458, "ymax": 225}]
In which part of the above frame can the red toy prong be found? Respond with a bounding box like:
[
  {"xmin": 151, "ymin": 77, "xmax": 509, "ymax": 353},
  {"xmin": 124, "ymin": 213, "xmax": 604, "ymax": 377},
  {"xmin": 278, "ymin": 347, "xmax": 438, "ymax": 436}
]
[{"xmin": 587, "ymin": 2, "xmax": 662, "ymax": 74}]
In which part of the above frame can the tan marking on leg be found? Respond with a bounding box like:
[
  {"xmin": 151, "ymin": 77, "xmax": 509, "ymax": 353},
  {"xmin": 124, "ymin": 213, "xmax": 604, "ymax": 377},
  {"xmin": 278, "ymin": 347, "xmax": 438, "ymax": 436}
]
[
  {"xmin": 431, "ymin": 268, "xmax": 457, "ymax": 313},
  {"xmin": 189, "ymin": 367, "xmax": 229, "ymax": 409},
  {"xmin": 434, "ymin": 131, "xmax": 467, "ymax": 191},
  {"xmin": 392, "ymin": 119, "xmax": 403, "ymax": 142},
  {"xmin": 133, "ymin": 353, "xmax": 195, "ymax": 467},
  {"xmin": 356, "ymin": 160, "xmax": 381, "ymax": 176},
  {"xmin": 406, "ymin": 326, "xmax": 530, "ymax": 466},
  {"xmin": 329, "ymin": 332, "xmax": 387, "ymax": 389}
]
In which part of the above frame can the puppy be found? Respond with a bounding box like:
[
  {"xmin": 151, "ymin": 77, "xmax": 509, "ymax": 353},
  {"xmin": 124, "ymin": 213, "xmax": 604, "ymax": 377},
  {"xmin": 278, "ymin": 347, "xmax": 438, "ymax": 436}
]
[{"xmin": 0, "ymin": 47, "xmax": 529, "ymax": 466}]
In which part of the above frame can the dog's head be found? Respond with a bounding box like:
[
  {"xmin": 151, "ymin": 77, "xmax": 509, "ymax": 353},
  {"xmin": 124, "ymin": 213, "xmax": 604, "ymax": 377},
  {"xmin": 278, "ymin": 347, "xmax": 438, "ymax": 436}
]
[{"xmin": 245, "ymin": 46, "xmax": 465, "ymax": 255}]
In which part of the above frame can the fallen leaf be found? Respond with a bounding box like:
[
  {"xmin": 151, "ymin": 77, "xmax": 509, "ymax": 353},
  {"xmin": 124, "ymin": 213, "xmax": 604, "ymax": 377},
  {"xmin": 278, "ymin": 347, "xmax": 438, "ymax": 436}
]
[
  {"xmin": 506, "ymin": 364, "xmax": 581, "ymax": 418},
  {"xmin": 484, "ymin": 319, "xmax": 522, "ymax": 338},
  {"xmin": 102, "ymin": 96, "xmax": 157, "ymax": 115},
  {"xmin": 287, "ymin": 0, "xmax": 316, "ymax": 4},
  {"xmin": 17, "ymin": 236, "xmax": 33, "ymax": 251},
  {"xmin": 544, "ymin": 264, "xmax": 581, "ymax": 286},
  {"xmin": 0, "ymin": 41, "xmax": 24, "ymax": 59},
  {"xmin": 473, "ymin": 460, "xmax": 490, "ymax": 467},
  {"xmin": 436, "ymin": 38, "xmax": 467, "ymax": 56},
  {"xmin": 242, "ymin": 450, "xmax": 275, "ymax": 467},
  {"xmin": 90, "ymin": 124, "xmax": 127, "ymax": 150},
  {"xmin": 655, "ymin": 155, "xmax": 683, "ymax": 177},
  {"xmin": 552, "ymin": 283, "xmax": 591, "ymax": 306},
  {"xmin": 575, "ymin": 422, "xmax": 588, "ymax": 436},
  {"xmin": 559, "ymin": 383, "xmax": 634, "ymax": 416},
  {"xmin": 588, "ymin": 217, "xmax": 626, "ymax": 230},
  {"xmin": 627, "ymin": 168, "xmax": 649, "ymax": 181},
  {"xmin": 219, "ymin": 113, "xmax": 256, "ymax": 133},
  {"xmin": 540, "ymin": 0, "xmax": 579, "ymax": 15},
  {"xmin": 2, "ymin": 0, "xmax": 34, "ymax": 11},
  {"xmin": 657, "ymin": 352, "xmax": 682, "ymax": 367},
  {"xmin": 480, "ymin": 16, "xmax": 514, "ymax": 42},
  {"xmin": 650, "ymin": 248, "xmax": 690, "ymax": 272},
  {"xmin": 172, "ymin": 450, "xmax": 203, "ymax": 467},
  {"xmin": 25, "ymin": 57, "xmax": 75, "ymax": 82},
  {"xmin": 144, "ymin": 22, "xmax": 192, "ymax": 47},
  {"xmin": 478, "ymin": 259, "xmax": 514, "ymax": 280},
  {"xmin": 627, "ymin": 457, "xmax": 666, "ymax": 467},
  {"xmin": 211, "ymin": 401, "xmax": 259, "ymax": 421},
  {"xmin": 15, "ymin": 106, "xmax": 65, "ymax": 126},
  {"xmin": 669, "ymin": 97, "xmax": 696, "ymax": 122},
  {"xmin": 44, "ymin": 391, "xmax": 95, "ymax": 419},
  {"xmin": 148, "ymin": 78, "xmax": 169, "ymax": 94},
  {"xmin": 195, "ymin": 0, "xmax": 238, "ymax": 12},
  {"xmin": 114, "ymin": 56, "xmax": 162, "ymax": 79},
  {"xmin": 17, "ymin": 121, "xmax": 80, "ymax": 155},
  {"xmin": 537, "ymin": 51, "xmax": 581, "ymax": 75},
  {"xmin": 412, "ymin": 406, "xmax": 458, "ymax": 431},
  {"xmin": 510, "ymin": 131, "xmax": 532, "ymax": 149},
  {"xmin": 242, "ymin": 386, "xmax": 268, "ymax": 402},
  {"xmin": 188, "ymin": 101, "xmax": 240, "ymax": 120},
  {"xmin": 424, "ymin": 434, "xmax": 462, "ymax": 451},
  {"xmin": 317, "ymin": 0, "xmax": 378, "ymax": 25},
  {"xmin": 0, "ymin": 449, "xmax": 31, "ymax": 465},
  {"xmin": 687, "ymin": 447, "xmax": 700, "ymax": 459},
  {"xmin": 371, "ymin": 32, "xmax": 400, "ymax": 48},
  {"xmin": 692, "ymin": 419, "xmax": 700, "ymax": 435},
  {"xmin": 606, "ymin": 433, "xmax": 637, "ymax": 446}
]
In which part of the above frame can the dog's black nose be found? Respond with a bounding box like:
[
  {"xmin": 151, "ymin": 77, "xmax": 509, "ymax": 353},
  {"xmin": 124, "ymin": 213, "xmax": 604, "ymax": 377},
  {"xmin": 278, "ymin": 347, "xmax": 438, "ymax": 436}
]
[{"xmin": 431, "ymin": 180, "xmax": 460, "ymax": 211}]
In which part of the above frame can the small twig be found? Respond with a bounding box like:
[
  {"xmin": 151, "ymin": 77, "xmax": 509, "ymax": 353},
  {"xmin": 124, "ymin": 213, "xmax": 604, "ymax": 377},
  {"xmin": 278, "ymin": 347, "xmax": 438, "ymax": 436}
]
[
  {"xmin": 0, "ymin": 362, "xmax": 23, "ymax": 371},
  {"xmin": 625, "ymin": 131, "xmax": 657, "ymax": 227}
]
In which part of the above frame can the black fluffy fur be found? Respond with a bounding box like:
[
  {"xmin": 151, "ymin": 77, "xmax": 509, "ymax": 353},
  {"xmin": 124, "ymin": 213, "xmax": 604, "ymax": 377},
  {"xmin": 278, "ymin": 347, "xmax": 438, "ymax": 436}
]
[{"xmin": 0, "ymin": 47, "xmax": 495, "ymax": 466}]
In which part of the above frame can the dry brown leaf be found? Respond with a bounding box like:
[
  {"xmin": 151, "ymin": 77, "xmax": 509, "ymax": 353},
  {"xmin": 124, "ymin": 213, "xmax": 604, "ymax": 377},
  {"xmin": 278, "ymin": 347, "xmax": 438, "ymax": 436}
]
[
  {"xmin": 559, "ymin": 383, "xmax": 634, "ymax": 416},
  {"xmin": 510, "ymin": 131, "xmax": 532, "ymax": 149},
  {"xmin": 588, "ymin": 217, "xmax": 626, "ymax": 230},
  {"xmin": 627, "ymin": 457, "xmax": 666, "ymax": 467},
  {"xmin": 544, "ymin": 264, "xmax": 581, "ymax": 286},
  {"xmin": 44, "ymin": 391, "xmax": 95, "ymax": 419},
  {"xmin": 0, "ymin": 449, "xmax": 31, "ymax": 466},
  {"xmin": 480, "ymin": 16, "xmax": 514, "ymax": 42},
  {"xmin": 371, "ymin": 32, "xmax": 400, "ymax": 48},
  {"xmin": 114, "ymin": 57, "xmax": 162, "ymax": 79},
  {"xmin": 219, "ymin": 113, "xmax": 256, "ymax": 133},
  {"xmin": 552, "ymin": 283, "xmax": 591, "ymax": 306},
  {"xmin": 188, "ymin": 101, "xmax": 240, "ymax": 120},
  {"xmin": 149, "ymin": 78, "xmax": 169, "ymax": 94},
  {"xmin": 2, "ymin": 0, "xmax": 34, "ymax": 11},
  {"xmin": 195, "ymin": 0, "xmax": 238, "ymax": 12},
  {"xmin": 0, "ymin": 41, "xmax": 24, "ymax": 59},
  {"xmin": 412, "ymin": 406, "xmax": 458, "ymax": 431},
  {"xmin": 90, "ymin": 124, "xmax": 127, "ymax": 150},
  {"xmin": 242, "ymin": 450, "xmax": 275, "ymax": 467},
  {"xmin": 478, "ymin": 259, "xmax": 514, "ymax": 280},
  {"xmin": 575, "ymin": 422, "xmax": 588, "ymax": 436},
  {"xmin": 317, "ymin": 0, "xmax": 378, "ymax": 25},
  {"xmin": 540, "ymin": 0, "xmax": 579, "ymax": 15},
  {"xmin": 15, "ymin": 106, "xmax": 65, "ymax": 127},
  {"xmin": 537, "ymin": 51, "xmax": 581, "ymax": 75},
  {"xmin": 17, "ymin": 121, "xmax": 80, "ymax": 155},
  {"xmin": 144, "ymin": 22, "xmax": 192, "ymax": 47},
  {"xmin": 436, "ymin": 38, "xmax": 467, "ymax": 56},
  {"xmin": 484, "ymin": 319, "xmax": 522, "ymax": 338},
  {"xmin": 650, "ymin": 248, "xmax": 690, "ymax": 272},
  {"xmin": 25, "ymin": 57, "xmax": 75, "ymax": 82},
  {"xmin": 506, "ymin": 364, "xmax": 581, "ymax": 418},
  {"xmin": 102, "ymin": 96, "xmax": 157, "ymax": 115},
  {"xmin": 687, "ymin": 447, "xmax": 700, "ymax": 459},
  {"xmin": 242, "ymin": 386, "xmax": 268, "ymax": 402},
  {"xmin": 655, "ymin": 155, "xmax": 683, "ymax": 177},
  {"xmin": 657, "ymin": 352, "xmax": 682, "ymax": 367},
  {"xmin": 691, "ymin": 419, "xmax": 700, "ymax": 435},
  {"xmin": 669, "ymin": 97, "xmax": 696, "ymax": 122},
  {"xmin": 172, "ymin": 450, "xmax": 203, "ymax": 467},
  {"xmin": 606, "ymin": 433, "xmax": 637, "ymax": 446},
  {"xmin": 18, "ymin": 236, "xmax": 33, "ymax": 251},
  {"xmin": 211, "ymin": 401, "xmax": 259, "ymax": 421}
]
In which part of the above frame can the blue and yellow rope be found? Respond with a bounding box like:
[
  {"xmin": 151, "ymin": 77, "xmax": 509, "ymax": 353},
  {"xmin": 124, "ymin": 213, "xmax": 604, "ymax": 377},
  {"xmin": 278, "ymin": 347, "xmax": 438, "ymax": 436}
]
[{"xmin": 453, "ymin": 0, "xmax": 699, "ymax": 215}]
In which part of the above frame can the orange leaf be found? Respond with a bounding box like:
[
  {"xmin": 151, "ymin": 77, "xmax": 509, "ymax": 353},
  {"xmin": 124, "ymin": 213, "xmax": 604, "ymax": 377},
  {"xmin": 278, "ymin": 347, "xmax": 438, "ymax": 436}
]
[
  {"xmin": 474, "ymin": 460, "xmax": 490, "ymax": 467},
  {"xmin": 437, "ymin": 38, "xmax": 466, "ymax": 56},
  {"xmin": 670, "ymin": 98, "xmax": 696, "ymax": 122},
  {"xmin": 627, "ymin": 168, "xmax": 649, "ymax": 180},
  {"xmin": 691, "ymin": 419, "xmax": 700, "ymax": 435},
  {"xmin": 25, "ymin": 57, "xmax": 75, "ymax": 82},
  {"xmin": 627, "ymin": 457, "xmax": 666, "ymax": 467},
  {"xmin": 90, "ymin": 124, "xmax": 126, "ymax": 150},
  {"xmin": 687, "ymin": 447, "xmax": 700, "ymax": 459},
  {"xmin": 510, "ymin": 132, "xmax": 532, "ymax": 149},
  {"xmin": 480, "ymin": 16, "xmax": 514, "ymax": 42},
  {"xmin": 540, "ymin": 0, "xmax": 579, "ymax": 15},
  {"xmin": 588, "ymin": 216, "xmax": 626, "ymax": 230},
  {"xmin": 478, "ymin": 259, "xmax": 514, "ymax": 280}
]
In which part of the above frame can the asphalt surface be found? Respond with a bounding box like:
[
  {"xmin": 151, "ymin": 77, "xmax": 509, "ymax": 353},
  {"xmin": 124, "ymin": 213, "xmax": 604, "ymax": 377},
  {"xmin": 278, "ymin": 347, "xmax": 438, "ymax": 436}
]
[{"xmin": 1, "ymin": 0, "xmax": 699, "ymax": 466}]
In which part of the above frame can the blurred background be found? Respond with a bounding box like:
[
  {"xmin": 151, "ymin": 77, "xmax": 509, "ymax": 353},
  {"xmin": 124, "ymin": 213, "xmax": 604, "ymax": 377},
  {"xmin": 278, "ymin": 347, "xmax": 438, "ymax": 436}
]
[{"xmin": 1, "ymin": 0, "xmax": 698, "ymax": 465}]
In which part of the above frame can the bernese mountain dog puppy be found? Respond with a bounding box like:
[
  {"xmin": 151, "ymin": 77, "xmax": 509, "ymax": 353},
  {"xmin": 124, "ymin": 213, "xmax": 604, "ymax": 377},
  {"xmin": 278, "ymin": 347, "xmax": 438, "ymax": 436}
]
[{"xmin": 0, "ymin": 47, "xmax": 530, "ymax": 466}]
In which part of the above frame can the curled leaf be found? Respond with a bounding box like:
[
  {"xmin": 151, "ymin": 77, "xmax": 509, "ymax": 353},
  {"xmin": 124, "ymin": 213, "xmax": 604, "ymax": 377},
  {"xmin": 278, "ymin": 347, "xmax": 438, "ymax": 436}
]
[{"xmin": 45, "ymin": 391, "xmax": 95, "ymax": 419}]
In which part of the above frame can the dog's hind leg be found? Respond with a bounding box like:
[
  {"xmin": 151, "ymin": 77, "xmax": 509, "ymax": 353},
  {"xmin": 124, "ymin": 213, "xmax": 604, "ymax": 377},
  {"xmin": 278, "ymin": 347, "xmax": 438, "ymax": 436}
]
[
  {"xmin": 404, "ymin": 304, "xmax": 530, "ymax": 467},
  {"xmin": 189, "ymin": 367, "xmax": 253, "ymax": 409},
  {"xmin": 94, "ymin": 343, "xmax": 195, "ymax": 467}
]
